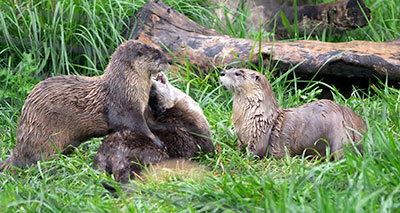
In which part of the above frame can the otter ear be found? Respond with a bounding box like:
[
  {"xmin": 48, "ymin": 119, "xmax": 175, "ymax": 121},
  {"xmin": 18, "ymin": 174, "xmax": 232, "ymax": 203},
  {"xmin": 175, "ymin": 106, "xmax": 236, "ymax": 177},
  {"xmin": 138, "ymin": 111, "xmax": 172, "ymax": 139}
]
[
  {"xmin": 136, "ymin": 51, "xmax": 144, "ymax": 58},
  {"xmin": 254, "ymin": 75, "xmax": 260, "ymax": 81},
  {"xmin": 122, "ymin": 49, "xmax": 144, "ymax": 63}
]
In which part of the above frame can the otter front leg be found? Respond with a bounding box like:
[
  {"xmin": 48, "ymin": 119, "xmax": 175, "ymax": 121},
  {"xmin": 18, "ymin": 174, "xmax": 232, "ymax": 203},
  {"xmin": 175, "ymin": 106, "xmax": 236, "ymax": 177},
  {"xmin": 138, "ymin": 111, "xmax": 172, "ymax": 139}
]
[
  {"xmin": 107, "ymin": 109, "xmax": 165, "ymax": 149},
  {"xmin": 135, "ymin": 117, "xmax": 165, "ymax": 149}
]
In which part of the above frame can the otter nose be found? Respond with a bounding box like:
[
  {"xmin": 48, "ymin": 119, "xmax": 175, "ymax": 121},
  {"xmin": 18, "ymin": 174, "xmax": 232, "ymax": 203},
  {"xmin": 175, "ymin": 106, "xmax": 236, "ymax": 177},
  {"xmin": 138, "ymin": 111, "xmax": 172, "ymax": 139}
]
[
  {"xmin": 167, "ymin": 58, "xmax": 173, "ymax": 65},
  {"xmin": 221, "ymin": 71, "xmax": 226, "ymax": 76}
]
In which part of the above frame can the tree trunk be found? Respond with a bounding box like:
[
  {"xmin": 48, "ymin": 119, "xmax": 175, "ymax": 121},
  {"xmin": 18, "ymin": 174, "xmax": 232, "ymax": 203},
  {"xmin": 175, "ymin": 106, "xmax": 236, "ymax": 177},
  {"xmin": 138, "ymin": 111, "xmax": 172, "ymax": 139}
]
[{"xmin": 125, "ymin": 0, "xmax": 400, "ymax": 81}]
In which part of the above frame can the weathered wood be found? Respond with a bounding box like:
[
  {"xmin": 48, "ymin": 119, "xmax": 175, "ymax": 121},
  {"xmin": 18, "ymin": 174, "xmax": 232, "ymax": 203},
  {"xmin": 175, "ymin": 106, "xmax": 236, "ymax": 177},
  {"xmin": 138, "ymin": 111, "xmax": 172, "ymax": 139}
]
[
  {"xmin": 207, "ymin": 0, "xmax": 371, "ymax": 38},
  {"xmin": 126, "ymin": 1, "xmax": 400, "ymax": 81}
]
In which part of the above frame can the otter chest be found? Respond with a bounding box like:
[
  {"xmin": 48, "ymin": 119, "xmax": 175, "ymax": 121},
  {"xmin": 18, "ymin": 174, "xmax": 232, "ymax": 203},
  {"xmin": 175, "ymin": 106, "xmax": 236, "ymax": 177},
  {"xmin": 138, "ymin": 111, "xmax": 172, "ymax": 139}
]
[{"xmin": 232, "ymin": 97, "xmax": 270, "ymax": 147}]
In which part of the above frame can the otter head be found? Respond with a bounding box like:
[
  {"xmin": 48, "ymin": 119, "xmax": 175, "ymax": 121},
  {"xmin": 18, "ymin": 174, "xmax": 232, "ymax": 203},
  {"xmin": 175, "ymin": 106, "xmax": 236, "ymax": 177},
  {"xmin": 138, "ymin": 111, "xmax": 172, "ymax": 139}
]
[
  {"xmin": 149, "ymin": 72, "xmax": 179, "ymax": 116},
  {"xmin": 220, "ymin": 68, "xmax": 271, "ymax": 96},
  {"xmin": 330, "ymin": 0, "xmax": 371, "ymax": 31},
  {"xmin": 111, "ymin": 40, "xmax": 172, "ymax": 76}
]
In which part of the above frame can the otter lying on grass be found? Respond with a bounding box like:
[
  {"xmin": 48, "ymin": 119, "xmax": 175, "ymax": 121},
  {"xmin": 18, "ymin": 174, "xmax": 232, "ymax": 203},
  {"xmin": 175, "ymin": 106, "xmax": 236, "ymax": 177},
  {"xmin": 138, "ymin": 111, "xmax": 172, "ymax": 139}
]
[
  {"xmin": 147, "ymin": 72, "xmax": 214, "ymax": 158},
  {"xmin": 94, "ymin": 72, "xmax": 214, "ymax": 183},
  {"xmin": 93, "ymin": 130, "xmax": 169, "ymax": 184},
  {"xmin": 220, "ymin": 68, "xmax": 366, "ymax": 159}
]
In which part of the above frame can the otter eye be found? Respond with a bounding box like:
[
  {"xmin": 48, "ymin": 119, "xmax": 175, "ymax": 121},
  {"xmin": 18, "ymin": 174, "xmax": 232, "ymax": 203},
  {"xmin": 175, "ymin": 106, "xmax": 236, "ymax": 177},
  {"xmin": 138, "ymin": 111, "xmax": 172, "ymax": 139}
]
[
  {"xmin": 235, "ymin": 70, "xmax": 243, "ymax": 76},
  {"xmin": 255, "ymin": 75, "xmax": 260, "ymax": 81}
]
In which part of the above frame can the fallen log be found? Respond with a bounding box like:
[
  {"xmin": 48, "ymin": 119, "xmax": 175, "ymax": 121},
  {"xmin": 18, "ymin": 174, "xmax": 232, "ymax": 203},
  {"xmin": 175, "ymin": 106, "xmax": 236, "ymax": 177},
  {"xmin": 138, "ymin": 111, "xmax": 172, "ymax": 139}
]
[
  {"xmin": 207, "ymin": 0, "xmax": 371, "ymax": 39},
  {"xmin": 125, "ymin": 0, "xmax": 400, "ymax": 81}
]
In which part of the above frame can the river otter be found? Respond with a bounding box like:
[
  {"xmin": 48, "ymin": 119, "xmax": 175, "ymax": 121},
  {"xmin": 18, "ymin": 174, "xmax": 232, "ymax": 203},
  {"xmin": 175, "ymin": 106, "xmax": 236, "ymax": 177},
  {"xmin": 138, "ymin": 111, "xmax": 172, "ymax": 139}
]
[
  {"xmin": 93, "ymin": 72, "xmax": 214, "ymax": 183},
  {"xmin": 0, "ymin": 40, "xmax": 171, "ymax": 172},
  {"xmin": 93, "ymin": 130, "xmax": 206, "ymax": 184},
  {"xmin": 220, "ymin": 68, "xmax": 366, "ymax": 159},
  {"xmin": 148, "ymin": 72, "xmax": 214, "ymax": 158},
  {"xmin": 93, "ymin": 130, "xmax": 169, "ymax": 184}
]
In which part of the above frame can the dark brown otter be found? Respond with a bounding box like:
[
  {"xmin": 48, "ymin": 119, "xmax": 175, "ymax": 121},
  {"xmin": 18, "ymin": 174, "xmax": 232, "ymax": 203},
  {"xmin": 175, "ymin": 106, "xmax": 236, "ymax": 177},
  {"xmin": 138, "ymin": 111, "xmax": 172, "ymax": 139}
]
[
  {"xmin": 147, "ymin": 72, "xmax": 215, "ymax": 158},
  {"xmin": 93, "ymin": 130, "xmax": 206, "ymax": 184},
  {"xmin": 0, "ymin": 40, "xmax": 171, "ymax": 172},
  {"xmin": 93, "ymin": 72, "xmax": 214, "ymax": 183},
  {"xmin": 93, "ymin": 130, "xmax": 169, "ymax": 184},
  {"xmin": 220, "ymin": 68, "xmax": 366, "ymax": 159}
]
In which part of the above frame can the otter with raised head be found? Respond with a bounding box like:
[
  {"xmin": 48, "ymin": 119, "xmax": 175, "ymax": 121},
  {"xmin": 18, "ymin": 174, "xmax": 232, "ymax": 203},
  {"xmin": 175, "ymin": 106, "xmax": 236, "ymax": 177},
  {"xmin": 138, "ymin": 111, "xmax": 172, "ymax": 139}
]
[
  {"xmin": 0, "ymin": 40, "xmax": 171, "ymax": 171},
  {"xmin": 220, "ymin": 68, "xmax": 366, "ymax": 159},
  {"xmin": 94, "ymin": 72, "xmax": 214, "ymax": 183}
]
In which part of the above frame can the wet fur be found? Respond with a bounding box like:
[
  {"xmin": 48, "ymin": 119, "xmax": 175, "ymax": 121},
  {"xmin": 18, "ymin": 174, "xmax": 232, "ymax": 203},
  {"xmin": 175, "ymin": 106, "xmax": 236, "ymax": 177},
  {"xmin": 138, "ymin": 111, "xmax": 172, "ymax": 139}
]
[
  {"xmin": 93, "ymin": 131, "xmax": 206, "ymax": 184},
  {"xmin": 93, "ymin": 130, "xmax": 169, "ymax": 184},
  {"xmin": 220, "ymin": 68, "xmax": 366, "ymax": 158},
  {"xmin": 93, "ymin": 73, "xmax": 214, "ymax": 183},
  {"xmin": 148, "ymin": 73, "xmax": 215, "ymax": 158},
  {"xmin": 0, "ymin": 40, "xmax": 171, "ymax": 171}
]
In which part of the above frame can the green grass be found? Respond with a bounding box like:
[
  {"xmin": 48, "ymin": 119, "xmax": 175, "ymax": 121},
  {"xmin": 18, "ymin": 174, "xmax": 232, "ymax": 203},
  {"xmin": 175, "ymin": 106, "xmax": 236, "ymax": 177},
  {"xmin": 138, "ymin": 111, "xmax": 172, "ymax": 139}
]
[{"xmin": 1, "ymin": 0, "xmax": 400, "ymax": 211}]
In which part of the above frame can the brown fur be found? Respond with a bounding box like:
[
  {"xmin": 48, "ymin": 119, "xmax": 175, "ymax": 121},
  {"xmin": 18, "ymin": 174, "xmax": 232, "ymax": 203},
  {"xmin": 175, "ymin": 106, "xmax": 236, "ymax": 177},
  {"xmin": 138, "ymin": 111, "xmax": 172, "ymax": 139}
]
[
  {"xmin": 148, "ymin": 100, "xmax": 214, "ymax": 158},
  {"xmin": 93, "ymin": 73, "xmax": 214, "ymax": 184},
  {"xmin": 93, "ymin": 130, "xmax": 169, "ymax": 184},
  {"xmin": 0, "ymin": 40, "xmax": 171, "ymax": 171},
  {"xmin": 93, "ymin": 131, "xmax": 206, "ymax": 184},
  {"xmin": 147, "ymin": 73, "xmax": 215, "ymax": 158},
  {"xmin": 220, "ymin": 68, "xmax": 366, "ymax": 158}
]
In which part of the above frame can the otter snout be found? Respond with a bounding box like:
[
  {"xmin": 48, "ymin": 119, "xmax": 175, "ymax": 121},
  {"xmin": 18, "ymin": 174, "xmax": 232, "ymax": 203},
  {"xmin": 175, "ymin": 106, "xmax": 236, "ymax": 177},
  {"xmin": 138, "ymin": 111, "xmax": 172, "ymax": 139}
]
[
  {"xmin": 219, "ymin": 74, "xmax": 230, "ymax": 90},
  {"xmin": 167, "ymin": 57, "xmax": 173, "ymax": 65},
  {"xmin": 160, "ymin": 54, "xmax": 173, "ymax": 66},
  {"xmin": 220, "ymin": 69, "xmax": 238, "ymax": 91}
]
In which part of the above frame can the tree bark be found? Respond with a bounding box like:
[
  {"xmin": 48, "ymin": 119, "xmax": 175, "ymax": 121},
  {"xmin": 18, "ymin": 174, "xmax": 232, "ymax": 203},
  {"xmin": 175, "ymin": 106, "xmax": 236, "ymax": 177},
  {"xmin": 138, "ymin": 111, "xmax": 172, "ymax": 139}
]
[
  {"xmin": 207, "ymin": 0, "xmax": 371, "ymax": 39},
  {"xmin": 125, "ymin": 0, "xmax": 400, "ymax": 81}
]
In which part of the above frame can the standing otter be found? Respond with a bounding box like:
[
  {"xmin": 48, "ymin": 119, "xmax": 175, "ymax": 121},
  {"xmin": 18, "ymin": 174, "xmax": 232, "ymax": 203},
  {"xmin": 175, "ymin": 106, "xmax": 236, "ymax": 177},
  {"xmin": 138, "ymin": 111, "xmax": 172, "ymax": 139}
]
[
  {"xmin": 0, "ymin": 40, "xmax": 171, "ymax": 171},
  {"xmin": 220, "ymin": 68, "xmax": 366, "ymax": 158},
  {"xmin": 93, "ymin": 72, "xmax": 214, "ymax": 183}
]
